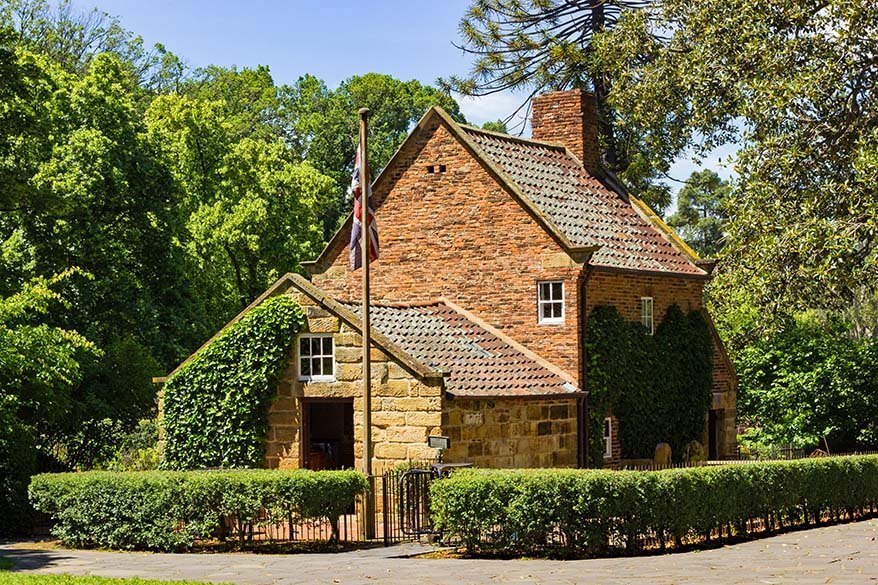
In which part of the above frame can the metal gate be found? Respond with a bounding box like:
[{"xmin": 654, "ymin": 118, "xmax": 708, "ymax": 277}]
[{"xmin": 378, "ymin": 464, "xmax": 437, "ymax": 544}]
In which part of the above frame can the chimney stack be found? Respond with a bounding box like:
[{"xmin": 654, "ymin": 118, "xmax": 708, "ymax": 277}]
[{"xmin": 531, "ymin": 89, "xmax": 602, "ymax": 174}]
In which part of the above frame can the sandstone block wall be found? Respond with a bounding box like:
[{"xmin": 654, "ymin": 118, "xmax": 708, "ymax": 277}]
[
  {"xmin": 265, "ymin": 290, "xmax": 442, "ymax": 473},
  {"xmin": 441, "ymin": 397, "xmax": 579, "ymax": 468}
]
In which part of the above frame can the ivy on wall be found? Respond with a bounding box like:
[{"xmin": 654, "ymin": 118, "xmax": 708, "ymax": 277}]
[
  {"xmin": 161, "ymin": 295, "xmax": 304, "ymax": 470},
  {"xmin": 586, "ymin": 304, "xmax": 713, "ymax": 465}
]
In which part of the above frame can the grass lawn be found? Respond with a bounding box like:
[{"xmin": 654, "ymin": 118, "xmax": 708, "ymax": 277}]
[{"xmin": 0, "ymin": 559, "xmax": 219, "ymax": 585}]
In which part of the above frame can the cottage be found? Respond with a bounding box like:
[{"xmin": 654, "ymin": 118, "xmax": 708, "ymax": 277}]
[{"xmin": 160, "ymin": 89, "xmax": 737, "ymax": 471}]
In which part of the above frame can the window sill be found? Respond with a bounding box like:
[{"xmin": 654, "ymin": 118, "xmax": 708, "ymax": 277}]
[
  {"xmin": 298, "ymin": 376, "xmax": 337, "ymax": 383},
  {"xmin": 538, "ymin": 320, "xmax": 565, "ymax": 326}
]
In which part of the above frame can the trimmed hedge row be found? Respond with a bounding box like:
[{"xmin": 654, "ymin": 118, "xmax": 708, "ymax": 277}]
[
  {"xmin": 431, "ymin": 456, "xmax": 878, "ymax": 557},
  {"xmin": 29, "ymin": 469, "xmax": 368, "ymax": 551}
]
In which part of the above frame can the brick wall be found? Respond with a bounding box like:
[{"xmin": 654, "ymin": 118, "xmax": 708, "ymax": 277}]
[
  {"xmin": 585, "ymin": 268, "xmax": 738, "ymax": 459},
  {"xmin": 584, "ymin": 268, "xmax": 704, "ymax": 321},
  {"xmin": 265, "ymin": 290, "xmax": 442, "ymax": 473},
  {"xmin": 442, "ymin": 397, "xmax": 579, "ymax": 468},
  {"xmin": 310, "ymin": 118, "xmax": 585, "ymax": 381},
  {"xmin": 531, "ymin": 90, "xmax": 601, "ymax": 174}
]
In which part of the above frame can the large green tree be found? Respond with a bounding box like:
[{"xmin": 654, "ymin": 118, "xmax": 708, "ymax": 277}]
[
  {"xmin": 666, "ymin": 170, "xmax": 730, "ymax": 258},
  {"xmin": 596, "ymin": 0, "xmax": 878, "ymax": 322},
  {"xmin": 145, "ymin": 89, "xmax": 334, "ymax": 311},
  {"xmin": 0, "ymin": 30, "xmax": 198, "ymax": 468}
]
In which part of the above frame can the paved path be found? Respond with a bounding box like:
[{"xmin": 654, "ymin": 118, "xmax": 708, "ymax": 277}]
[{"xmin": 3, "ymin": 519, "xmax": 878, "ymax": 585}]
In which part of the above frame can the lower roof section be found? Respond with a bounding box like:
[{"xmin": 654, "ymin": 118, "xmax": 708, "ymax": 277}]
[{"xmin": 340, "ymin": 299, "xmax": 581, "ymax": 399}]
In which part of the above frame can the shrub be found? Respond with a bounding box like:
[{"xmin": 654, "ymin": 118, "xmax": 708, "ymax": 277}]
[
  {"xmin": 29, "ymin": 469, "xmax": 368, "ymax": 551},
  {"xmin": 161, "ymin": 295, "xmax": 304, "ymax": 469},
  {"xmin": 431, "ymin": 456, "xmax": 878, "ymax": 557}
]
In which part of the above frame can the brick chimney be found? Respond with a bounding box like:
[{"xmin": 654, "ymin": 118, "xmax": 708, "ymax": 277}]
[{"xmin": 531, "ymin": 89, "xmax": 602, "ymax": 174}]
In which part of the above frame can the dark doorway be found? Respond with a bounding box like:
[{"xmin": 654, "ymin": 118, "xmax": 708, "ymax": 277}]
[
  {"xmin": 708, "ymin": 410, "xmax": 719, "ymax": 460},
  {"xmin": 302, "ymin": 399, "xmax": 355, "ymax": 470}
]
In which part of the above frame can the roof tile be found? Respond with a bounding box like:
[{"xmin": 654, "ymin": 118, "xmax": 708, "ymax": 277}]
[
  {"xmin": 342, "ymin": 301, "xmax": 578, "ymax": 398},
  {"xmin": 462, "ymin": 126, "xmax": 705, "ymax": 275}
]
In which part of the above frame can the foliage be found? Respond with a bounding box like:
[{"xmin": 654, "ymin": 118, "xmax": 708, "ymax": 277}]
[
  {"xmin": 0, "ymin": 398, "xmax": 37, "ymax": 535},
  {"xmin": 480, "ymin": 120, "xmax": 508, "ymax": 134},
  {"xmin": 29, "ymin": 468, "xmax": 368, "ymax": 551},
  {"xmin": 444, "ymin": 0, "xmax": 673, "ymax": 211},
  {"xmin": 146, "ymin": 92, "xmax": 333, "ymax": 308},
  {"xmin": 737, "ymin": 313, "xmax": 878, "ymax": 452},
  {"xmin": 595, "ymin": 0, "xmax": 878, "ymax": 319},
  {"xmin": 0, "ymin": 270, "xmax": 97, "ymax": 534},
  {"xmin": 161, "ymin": 295, "xmax": 304, "ymax": 470},
  {"xmin": 106, "ymin": 419, "xmax": 160, "ymax": 472},
  {"xmin": 281, "ymin": 72, "xmax": 465, "ymax": 236},
  {"xmin": 586, "ymin": 304, "xmax": 712, "ymax": 463},
  {"xmin": 431, "ymin": 456, "xmax": 878, "ymax": 557},
  {"xmin": 666, "ymin": 170, "xmax": 730, "ymax": 258}
]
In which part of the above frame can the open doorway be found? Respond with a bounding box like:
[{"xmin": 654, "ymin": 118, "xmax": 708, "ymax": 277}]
[{"xmin": 301, "ymin": 399, "xmax": 355, "ymax": 470}]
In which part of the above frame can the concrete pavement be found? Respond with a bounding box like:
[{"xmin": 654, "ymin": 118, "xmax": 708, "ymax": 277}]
[{"xmin": 3, "ymin": 519, "xmax": 878, "ymax": 584}]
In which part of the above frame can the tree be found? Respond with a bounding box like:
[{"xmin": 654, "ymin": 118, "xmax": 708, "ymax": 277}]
[
  {"xmin": 597, "ymin": 0, "xmax": 878, "ymax": 323},
  {"xmin": 1, "ymin": 0, "xmax": 186, "ymax": 89},
  {"xmin": 146, "ymin": 91, "xmax": 333, "ymax": 311},
  {"xmin": 282, "ymin": 73, "xmax": 465, "ymax": 236},
  {"xmin": 444, "ymin": 1, "xmax": 672, "ymax": 211},
  {"xmin": 0, "ymin": 270, "xmax": 96, "ymax": 532},
  {"xmin": 666, "ymin": 170, "xmax": 730, "ymax": 258},
  {"xmin": 480, "ymin": 119, "xmax": 508, "ymax": 134},
  {"xmin": 737, "ymin": 312, "xmax": 878, "ymax": 452},
  {"xmin": 0, "ymin": 38, "xmax": 199, "ymax": 468}
]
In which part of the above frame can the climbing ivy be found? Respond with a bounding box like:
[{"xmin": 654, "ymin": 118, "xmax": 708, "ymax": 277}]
[
  {"xmin": 586, "ymin": 304, "xmax": 713, "ymax": 465},
  {"xmin": 161, "ymin": 295, "xmax": 304, "ymax": 470}
]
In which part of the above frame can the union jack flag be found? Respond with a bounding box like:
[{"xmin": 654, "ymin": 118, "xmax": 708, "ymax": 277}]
[{"xmin": 349, "ymin": 144, "xmax": 379, "ymax": 270}]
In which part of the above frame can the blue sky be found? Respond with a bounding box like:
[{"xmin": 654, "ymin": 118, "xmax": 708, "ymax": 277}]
[{"xmin": 89, "ymin": 0, "xmax": 735, "ymax": 197}]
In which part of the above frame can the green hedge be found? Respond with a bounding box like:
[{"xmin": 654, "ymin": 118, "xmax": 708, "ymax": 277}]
[
  {"xmin": 161, "ymin": 294, "xmax": 304, "ymax": 469},
  {"xmin": 431, "ymin": 456, "xmax": 878, "ymax": 557},
  {"xmin": 29, "ymin": 469, "xmax": 368, "ymax": 551}
]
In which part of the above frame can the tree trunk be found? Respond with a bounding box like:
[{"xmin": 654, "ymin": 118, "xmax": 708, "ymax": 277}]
[{"xmin": 588, "ymin": 1, "xmax": 623, "ymax": 173}]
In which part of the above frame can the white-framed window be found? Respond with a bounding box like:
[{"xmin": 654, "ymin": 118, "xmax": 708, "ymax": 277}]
[
  {"xmin": 640, "ymin": 297, "xmax": 654, "ymax": 335},
  {"xmin": 538, "ymin": 281, "xmax": 565, "ymax": 324},
  {"xmin": 298, "ymin": 334, "xmax": 335, "ymax": 382},
  {"xmin": 603, "ymin": 417, "xmax": 613, "ymax": 459}
]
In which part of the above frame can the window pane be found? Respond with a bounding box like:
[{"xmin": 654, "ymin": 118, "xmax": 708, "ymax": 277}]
[
  {"xmin": 322, "ymin": 337, "xmax": 333, "ymax": 354},
  {"xmin": 542, "ymin": 304, "xmax": 553, "ymax": 319},
  {"xmin": 539, "ymin": 282, "xmax": 549, "ymax": 300},
  {"xmin": 313, "ymin": 357, "xmax": 324, "ymax": 375},
  {"xmin": 322, "ymin": 357, "xmax": 333, "ymax": 374},
  {"xmin": 552, "ymin": 282, "xmax": 562, "ymax": 299},
  {"xmin": 300, "ymin": 358, "xmax": 311, "ymax": 376},
  {"xmin": 552, "ymin": 302, "xmax": 562, "ymax": 318},
  {"xmin": 300, "ymin": 339, "xmax": 310, "ymax": 356}
]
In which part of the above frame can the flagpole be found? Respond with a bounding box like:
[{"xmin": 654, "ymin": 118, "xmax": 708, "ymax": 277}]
[{"xmin": 358, "ymin": 107, "xmax": 375, "ymax": 540}]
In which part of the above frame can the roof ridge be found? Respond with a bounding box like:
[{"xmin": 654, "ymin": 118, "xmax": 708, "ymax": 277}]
[
  {"xmin": 340, "ymin": 299, "xmax": 444, "ymax": 309},
  {"xmin": 459, "ymin": 123, "xmax": 568, "ymax": 151}
]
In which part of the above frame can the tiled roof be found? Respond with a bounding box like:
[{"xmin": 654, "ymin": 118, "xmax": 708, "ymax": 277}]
[
  {"xmin": 462, "ymin": 126, "xmax": 705, "ymax": 276},
  {"xmin": 341, "ymin": 301, "xmax": 579, "ymax": 398}
]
